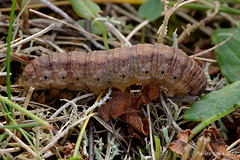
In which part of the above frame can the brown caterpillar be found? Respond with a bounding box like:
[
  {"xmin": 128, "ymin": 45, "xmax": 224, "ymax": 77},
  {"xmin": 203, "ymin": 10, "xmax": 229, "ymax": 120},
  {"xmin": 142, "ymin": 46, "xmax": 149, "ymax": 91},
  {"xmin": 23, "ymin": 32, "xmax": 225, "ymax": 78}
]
[{"xmin": 19, "ymin": 43, "xmax": 207, "ymax": 96}]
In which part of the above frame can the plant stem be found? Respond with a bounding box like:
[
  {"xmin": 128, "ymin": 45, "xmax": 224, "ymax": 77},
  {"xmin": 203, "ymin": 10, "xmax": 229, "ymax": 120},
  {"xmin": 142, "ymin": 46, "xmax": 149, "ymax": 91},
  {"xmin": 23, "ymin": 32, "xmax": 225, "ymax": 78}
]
[
  {"xmin": 96, "ymin": 21, "xmax": 109, "ymax": 51},
  {"xmin": 73, "ymin": 92, "xmax": 103, "ymax": 157},
  {"xmin": 6, "ymin": 0, "xmax": 17, "ymax": 118}
]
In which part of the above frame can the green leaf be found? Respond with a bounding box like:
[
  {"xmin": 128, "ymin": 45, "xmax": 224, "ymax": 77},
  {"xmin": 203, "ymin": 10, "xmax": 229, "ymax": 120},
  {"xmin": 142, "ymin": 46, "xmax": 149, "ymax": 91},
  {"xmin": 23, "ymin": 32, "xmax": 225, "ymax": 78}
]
[
  {"xmin": 154, "ymin": 135, "xmax": 161, "ymax": 160},
  {"xmin": 70, "ymin": 0, "xmax": 101, "ymax": 19},
  {"xmin": 138, "ymin": 0, "xmax": 163, "ymax": 22},
  {"xmin": 77, "ymin": 20, "xmax": 102, "ymax": 35},
  {"xmin": 211, "ymin": 28, "xmax": 238, "ymax": 43},
  {"xmin": 215, "ymin": 32, "xmax": 240, "ymax": 82},
  {"xmin": 237, "ymin": 21, "xmax": 240, "ymax": 29},
  {"xmin": 184, "ymin": 81, "xmax": 240, "ymax": 121}
]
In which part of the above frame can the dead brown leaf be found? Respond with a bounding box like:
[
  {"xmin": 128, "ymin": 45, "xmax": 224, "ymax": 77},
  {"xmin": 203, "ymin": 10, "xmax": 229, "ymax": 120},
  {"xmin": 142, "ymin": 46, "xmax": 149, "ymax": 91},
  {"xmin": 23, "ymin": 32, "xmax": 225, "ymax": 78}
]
[
  {"xmin": 167, "ymin": 129, "xmax": 194, "ymax": 156},
  {"xmin": 203, "ymin": 126, "xmax": 239, "ymax": 160},
  {"xmin": 98, "ymin": 83, "xmax": 159, "ymax": 136},
  {"xmin": 98, "ymin": 88, "xmax": 131, "ymax": 122},
  {"xmin": 122, "ymin": 108, "xmax": 149, "ymax": 135},
  {"xmin": 132, "ymin": 82, "xmax": 159, "ymax": 109}
]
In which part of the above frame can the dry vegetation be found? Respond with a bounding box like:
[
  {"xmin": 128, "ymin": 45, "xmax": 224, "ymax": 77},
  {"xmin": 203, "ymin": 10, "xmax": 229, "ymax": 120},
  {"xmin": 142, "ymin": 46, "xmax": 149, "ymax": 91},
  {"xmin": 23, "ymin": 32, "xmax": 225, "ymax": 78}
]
[{"xmin": 0, "ymin": 0, "xmax": 240, "ymax": 159}]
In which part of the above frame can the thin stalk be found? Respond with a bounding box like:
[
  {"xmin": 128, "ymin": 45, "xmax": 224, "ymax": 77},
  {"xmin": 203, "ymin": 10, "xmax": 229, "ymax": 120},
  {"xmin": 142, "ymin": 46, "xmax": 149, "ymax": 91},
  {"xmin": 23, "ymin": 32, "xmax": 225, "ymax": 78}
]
[
  {"xmin": 6, "ymin": 0, "xmax": 17, "ymax": 118},
  {"xmin": 0, "ymin": 96, "xmax": 51, "ymax": 129},
  {"xmin": 73, "ymin": 92, "xmax": 103, "ymax": 157},
  {"xmin": 95, "ymin": 21, "xmax": 109, "ymax": 51},
  {"xmin": 141, "ymin": 26, "xmax": 146, "ymax": 43},
  {"xmin": 189, "ymin": 107, "xmax": 236, "ymax": 140},
  {"xmin": 0, "ymin": 122, "xmax": 40, "ymax": 129},
  {"xmin": 1, "ymin": 110, "xmax": 41, "ymax": 159},
  {"xmin": 0, "ymin": 132, "xmax": 7, "ymax": 144}
]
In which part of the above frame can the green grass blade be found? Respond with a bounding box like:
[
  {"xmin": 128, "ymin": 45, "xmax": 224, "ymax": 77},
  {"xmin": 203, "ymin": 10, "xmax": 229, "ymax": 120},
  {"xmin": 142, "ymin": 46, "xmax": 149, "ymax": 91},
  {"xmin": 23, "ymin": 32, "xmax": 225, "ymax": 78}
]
[
  {"xmin": 0, "ymin": 122, "xmax": 41, "ymax": 129},
  {"xmin": 6, "ymin": 0, "xmax": 17, "ymax": 118},
  {"xmin": 0, "ymin": 96, "xmax": 51, "ymax": 129},
  {"xmin": 95, "ymin": 21, "xmax": 109, "ymax": 51}
]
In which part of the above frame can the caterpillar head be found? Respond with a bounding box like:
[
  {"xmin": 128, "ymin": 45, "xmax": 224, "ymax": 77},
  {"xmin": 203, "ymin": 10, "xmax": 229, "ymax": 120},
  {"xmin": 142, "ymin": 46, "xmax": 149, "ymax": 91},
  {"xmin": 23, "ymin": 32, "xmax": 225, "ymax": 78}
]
[
  {"xmin": 18, "ymin": 63, "xmax": 53, "ymax": 90},
  {"xmin": 18, "ymin": 64, "xmax": 37, "ymax": 90}
]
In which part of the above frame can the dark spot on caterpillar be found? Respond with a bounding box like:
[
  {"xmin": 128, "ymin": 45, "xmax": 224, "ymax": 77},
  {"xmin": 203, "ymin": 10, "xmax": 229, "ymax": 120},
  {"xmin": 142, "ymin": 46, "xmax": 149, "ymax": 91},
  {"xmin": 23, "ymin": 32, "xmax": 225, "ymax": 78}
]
[
  {"xmin": 62, "ymin": 76, "xmax": 65, "ymax": 80},
  {"xmin": 97, "ymin": 78, "xmax": 100, "ymax": 81},
  {"xmin": 145, "ymin": 71, "xmax": 148, "ymax": 74},
  {"xmin": 173, "ymin": 77, "xmax": 176, "ymax": 79},
  {"xmin": 45, "ymin": 76, "xmax": 48, "ymax": 79},
  {"xmin": 76, "ymin": 78, "xmax": 79, "ymax": 81},
  {"xmin": 122, "ymin": 75, "xmax": 125, "ymax": 78},
  {"xmin": 188, "ymin": 90, "xmax": 193, "ymax": 95},
  {"xmin": 161, "ymin": 71, "xmax": 164, "ymax": 74}
]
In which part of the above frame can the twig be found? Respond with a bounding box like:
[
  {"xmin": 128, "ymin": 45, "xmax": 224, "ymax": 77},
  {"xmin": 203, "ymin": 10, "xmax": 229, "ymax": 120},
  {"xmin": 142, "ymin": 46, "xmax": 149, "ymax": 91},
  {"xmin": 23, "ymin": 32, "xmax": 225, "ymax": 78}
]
[
  {"xmin": 123, "ymin": 138, "xmax": 132, "ymax": 160},
  {"xmin": 160, "ymin": 93, "xmax": 182, "ymax": 133},
  {"xmin": 54, "ymin": 41, "xmax": 91, "ymax": 52},
  {"xmin": 29, "ymin": 9, "xmax": 121, "ymax": 47},
  {"xmin": 18, "ymin": 87, "xmax": 34, "ymax": 124},
  {"xmin": 41, "ymin": 38, "xmax": 65, "ymax": 52},
  {"xmin": 157, "ymin": 0, "xmax": 197, "ymax": 43},
  {"xmin": 13, "ymin": 0, "xmax": 31, "ymax": 25},
  {"xmin": 0, "ymin": 0, "xmax": 146, "ymax": 12},
  {"xmin": 37, "ymin": 0, "xmax": 105, "ymax": 49},
  {"xmin": 0, "ymin": 123, "xmax": 38, "ymax": 158},
  {"xmin": 227, "ymin": 138, "xmax": 240, "ymax": 151},
  {"xmin": 84, "ymin": 89, "xmax": 111, "ymax": 116},
  {"xmin": 126, "ymin": 19, "xmax": 149, "ymax": 41},
  {"xmin": 147, "ymin": 104, "xmax": 156, "ymax": 160},
  {"xmin": 0, "ymin": 37, "xmax": 23, "ymax": 49},
  {"xmin": 105, "ymin": 131, "xmax": 113, "ymax": 160},
  {"xmin": 192, "ymin": 57, "xmax": 217, "ymax": 62},
  {"xmin": 50, "ymin": 93, "xmax": 94, "ymax": 119},
  {"xmin": 104, "ymin": 22, "xmax": 132, "ymax": 47},
  {"xmin": 0, "ymin": 23, "xmax": 56, "ymax": 53},
  {"xmin": 94, "ymin": 13, "xmax": 131, "ymax": 47},
  {"xmin": 93, "ymin": 115, "xmax": 128, "ymax": 145},
  {"xmin": 190, "ymin": 31, "xmax": 238, "ymax": 58},
  {"xmin": 112, "ymin": 4, "xmax": 146, "ymax": 24},
  {"xmin": 39, "ymin": 113, "xmax": 95, "ymax": 155},
  {"xmin": 175, "ymin": 11, "xmax": 212, "ymax": 36},
  {"xmin": 88, "ymin": 120, "xmax": 94, "ymax": 160},
  {"xmin": 0, "ymin": 147, "xmax": 21, "ymax": 153},
  {"xmin": 121, "ymin": 3, "xmax": 139, "ymax": 15},
  {"xmin": 178, "ymin": 1, "xmax": 219, "ymax": 43}
]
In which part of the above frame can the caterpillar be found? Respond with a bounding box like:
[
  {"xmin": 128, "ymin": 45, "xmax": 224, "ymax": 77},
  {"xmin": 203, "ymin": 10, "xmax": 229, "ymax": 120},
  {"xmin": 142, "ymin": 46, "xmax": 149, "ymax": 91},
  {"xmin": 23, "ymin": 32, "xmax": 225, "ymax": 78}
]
[{"xmin": 19, "ymin": 43, "xmax": 207, "ymax": 96}]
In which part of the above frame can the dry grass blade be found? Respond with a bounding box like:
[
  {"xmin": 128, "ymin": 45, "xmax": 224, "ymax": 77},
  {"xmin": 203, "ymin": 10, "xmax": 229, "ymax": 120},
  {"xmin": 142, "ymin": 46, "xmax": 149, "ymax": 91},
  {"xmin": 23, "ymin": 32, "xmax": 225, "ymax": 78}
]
[
  {"xmin": 147, "ymin": 104, "xmax": 156, "ymax": 160},
  {"xmin": 191, "ymin": 31, "xmax": 238, "ymax": 58},
  {"xmin": 0, "ymin": 123, "xmax": 38, "ymax": 158},
  {"xmin": 160, "ymin": 93, "xmax": 182, "ymax": 133},
  {"xmin": 18, "ymin": 87, "xmax": 34, "ymax": 124},
  {"xmin": 0, "ymin": 23, "xmax": 56, "ymax": 53},
  {"xmin": 39, "ymin": 113, "xmax": 95, "ymax": 155}
]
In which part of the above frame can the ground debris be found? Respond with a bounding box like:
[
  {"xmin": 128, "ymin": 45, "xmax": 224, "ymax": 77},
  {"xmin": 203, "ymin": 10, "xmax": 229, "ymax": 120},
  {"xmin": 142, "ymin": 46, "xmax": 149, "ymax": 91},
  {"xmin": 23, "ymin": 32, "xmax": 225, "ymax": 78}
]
[{"xmin": 98, "ymin": 83, "xmax": 159, "ymax": 136}]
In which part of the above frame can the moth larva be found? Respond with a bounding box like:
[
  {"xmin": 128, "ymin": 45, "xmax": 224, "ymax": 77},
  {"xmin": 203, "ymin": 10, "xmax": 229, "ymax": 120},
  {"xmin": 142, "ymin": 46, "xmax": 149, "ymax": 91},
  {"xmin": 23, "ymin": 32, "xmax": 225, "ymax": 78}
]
[{"xmin": 19, "ymin": 43, "xmax": 207, "ymax": 96}]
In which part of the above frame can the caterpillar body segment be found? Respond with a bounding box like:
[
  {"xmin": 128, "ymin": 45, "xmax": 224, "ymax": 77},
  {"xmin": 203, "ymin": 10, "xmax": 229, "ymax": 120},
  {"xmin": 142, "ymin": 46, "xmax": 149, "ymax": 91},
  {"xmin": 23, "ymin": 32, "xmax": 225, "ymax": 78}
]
[{"xmin": 19, "ymin": 43, "xmax": 207, "ymax": 96}]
